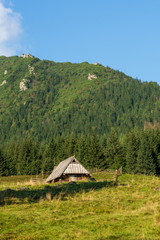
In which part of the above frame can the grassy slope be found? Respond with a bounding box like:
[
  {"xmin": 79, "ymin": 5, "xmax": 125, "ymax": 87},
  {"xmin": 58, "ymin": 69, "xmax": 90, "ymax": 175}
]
[{"xmin": 0, "ymin": 173, "xmax": 160, "ymax": 240}]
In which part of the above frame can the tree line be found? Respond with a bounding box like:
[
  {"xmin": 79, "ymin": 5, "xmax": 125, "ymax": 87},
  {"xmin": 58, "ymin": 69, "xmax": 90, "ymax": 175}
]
[{"xmin": 0, "ymin": 127, "xmax": 160, "ymax": 176}]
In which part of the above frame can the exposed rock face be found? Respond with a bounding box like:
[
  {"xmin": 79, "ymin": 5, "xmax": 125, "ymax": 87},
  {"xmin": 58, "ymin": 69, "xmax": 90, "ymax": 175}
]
[
  {"xmin": 93, "ymin": 62, "xmax": 98, "ymax": 65},
  {"xmin": 21, "ymin": 53, "xmax": 33, "ymax": 59},
  {"xmin": 28, "ymin": 64, "xmax": 35, "ymax": 75},
  {"xmin": 4, "ymin": 70, "xmax": 7, "ymax": 75},
  {"xmin": 20, "ymin": 79, "xmax": 30, "ymax": 91},
  {"xmin": 0, "ymin": 80, "xmax": 6, "ymax": 86},
  {"xmin": 88, "ymin": 73, "xmax": 97, "ymax": 80}
]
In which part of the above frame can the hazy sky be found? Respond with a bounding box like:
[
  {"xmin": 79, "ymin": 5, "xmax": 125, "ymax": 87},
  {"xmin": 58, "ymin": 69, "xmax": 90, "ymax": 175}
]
[{"xmin": 1, "ymin": 0, "xmax": 160, "ymax": 84}]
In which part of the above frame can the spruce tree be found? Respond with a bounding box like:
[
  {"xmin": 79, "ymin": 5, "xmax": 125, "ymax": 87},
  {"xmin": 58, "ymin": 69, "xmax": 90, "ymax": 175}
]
[
  {"xmin": 147, "ymin": 128, "xmax": 160, "ymax": 175},
  {"xmin": 4, "ymin": 142, "xmax": 17, "ymax": 175},
  {"xmin": 87, "ymin": 133, "xmax": 105, "ymax": 169},
  {"xmin": 42, "ymin": 137, "xmax": 57, "ymax": 173},
  {"xmin": 125, "ymin": 130, "xmax": 139, "ymax": 174},
  {"xmin": 137, "ymin": 132, "xmax": 156, "ymax": 175},
  {"xmin": 65, "ymin": 132, "xmax": 76, "ymax": 156},
  {"xmin": 105, "ymin": 130, "xmax": 125, "ymax": 169},
  {"xmin": 0, "ymin": 147, "xmax": 8, "ymax": 176},
  {"xmin": 76, "ymin": 134, "xmax": 88, "ymax": 166}
]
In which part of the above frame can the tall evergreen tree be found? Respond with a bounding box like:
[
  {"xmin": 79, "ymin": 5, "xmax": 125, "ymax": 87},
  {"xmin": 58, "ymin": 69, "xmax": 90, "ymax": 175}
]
[
  {"xmin": 125, "ymin": 130, "xmax": 139, "ymax": 174},
  {"xmin": 16, "ymin": 138, "xmax": 41, "ymax": 175},
  {"xmin": 146, "ymin": 128, "xmax": 160, "ymax": 175},
  {"xmin": 41, "ymin": 137, "xmax": 58, "ymax": 173},
  {"xmin": 76, "ymin": 134, "xmax": 88, "ymax": 166},
  {"xmin": 86, "ymin": 133, "xmax": 105, "ymax": 169},
  {"xmin": 4, "ymin": 142, "xmax": 17, "ymax": 175},
  {"xmin": 105, "ymin": 130, "xmax": 125, "ymax": 169},
  {"xmin": 0, "ymin": 147, "xmax": 8, "ymax": 176},
  {"xmin": 65, "ymin": 132, "xmax": 76, "ymax": 156},
  {"xmin": 137, "ymin": 132, "xmax": 156, "ymax": 175}
]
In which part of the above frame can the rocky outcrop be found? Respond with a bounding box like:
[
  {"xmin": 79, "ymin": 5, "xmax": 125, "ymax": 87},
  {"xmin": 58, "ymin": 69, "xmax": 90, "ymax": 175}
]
[
  {"xmin": 0, "ymin": 80, "xmax": 6, "ymax": 86},
  {"xmin": 21, "ymin": 53, "xmax": 33, "ymax": 59},
  {"xmin": 20, "ymin": 79, "xmax": 30, "ymax": 91},
  {"xmin": 88, "ymin": 73, "xmax": 97, "ymax": 80},
  {"xmin": 4, "ymin": 70, "xmax": 7, "ymax": 75},
  {"xmin": 28, "ymin": 64, "xmax": 35, "ymax": 75}
]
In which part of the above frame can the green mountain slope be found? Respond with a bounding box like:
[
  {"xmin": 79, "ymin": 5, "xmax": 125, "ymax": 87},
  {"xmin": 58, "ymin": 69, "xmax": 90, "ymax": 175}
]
[{"xmin": 0, "ymin": 55, "xmax": 160, "ymax": 143}]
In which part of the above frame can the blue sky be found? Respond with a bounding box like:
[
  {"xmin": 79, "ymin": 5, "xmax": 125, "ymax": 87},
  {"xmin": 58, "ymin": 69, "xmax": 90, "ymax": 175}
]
[{"xmin": 1, "ymin": 0, "xmax": 160, "ymax": 84}]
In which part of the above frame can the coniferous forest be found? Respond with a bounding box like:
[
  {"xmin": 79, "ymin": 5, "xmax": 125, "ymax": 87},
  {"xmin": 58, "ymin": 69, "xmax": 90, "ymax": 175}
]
[{"xmin": 0, "ymin": 55, "xmax": 160, "ymax": 176}]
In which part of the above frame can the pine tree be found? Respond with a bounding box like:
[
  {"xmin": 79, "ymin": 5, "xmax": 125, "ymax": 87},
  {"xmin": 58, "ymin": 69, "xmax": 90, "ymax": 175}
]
[
  {"xmin": 105, "ymin": 130, "xmax": 125, "ymax": 169},
  {"xmin": 65, "ymin": 132, "xmax": 76, "ymax": 156},
  {"xmin": 125, "ymin": 130, "xmax": 139, "ymax": 174},
  {"xmin": 137, "ymin": 132, "xmax": 156, "ymax": 175},
  {"xmin": 56, "ymin": 136, "xmax": 68, "ymax": 162},
  {"xmin": 4, "ymin": 142, "xmax": 17, "ymax": 175},
  {"xmin": 76, "ymin": 134, "xmax": 88, "ymax": 166},
  {"xmin": 146, "ymin": 128, "xmax": 160, "ymax": 175},
  {"xmin": 42, "ymin": 137, "xmax": 57, "ymax": 173},
  {"xmin": 16, "ymin": 138, "xmax": 40, "ymax": 175},
  {"xmin": 0, "ymin": 147, "xmax": 8, "ymax": 176},
  {"xmin": 86, "ymin": 133, "xmax": 105, "ymax": 169}
]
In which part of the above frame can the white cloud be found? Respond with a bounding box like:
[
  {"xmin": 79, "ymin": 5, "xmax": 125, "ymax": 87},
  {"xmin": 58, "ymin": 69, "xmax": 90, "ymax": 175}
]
[{"xmin": 0, "ymin": 2, "xmax": 22, "ymax": 56}]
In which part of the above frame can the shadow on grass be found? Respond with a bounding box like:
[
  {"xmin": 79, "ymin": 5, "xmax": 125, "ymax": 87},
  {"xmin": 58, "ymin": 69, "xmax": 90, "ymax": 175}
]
[{"xmin": 0, "ymin": 181, "xmax": 116, "ymax": 205}]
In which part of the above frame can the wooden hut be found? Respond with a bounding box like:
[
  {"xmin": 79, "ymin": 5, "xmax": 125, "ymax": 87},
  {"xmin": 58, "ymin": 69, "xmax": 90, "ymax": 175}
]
[{"xmin": 45, "ymin": 156, "xmax": 91, "ymax": 183}]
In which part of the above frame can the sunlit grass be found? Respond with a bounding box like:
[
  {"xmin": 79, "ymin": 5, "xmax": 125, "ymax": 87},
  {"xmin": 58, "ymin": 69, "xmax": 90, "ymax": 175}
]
[{"xmin": 0, "ymin": 173, "xmax": 160, "ymax": 239}]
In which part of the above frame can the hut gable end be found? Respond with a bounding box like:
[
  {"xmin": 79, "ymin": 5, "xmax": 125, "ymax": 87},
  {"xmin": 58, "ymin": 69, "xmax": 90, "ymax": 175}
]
[{"xmin": 64, "ymin": 163, "xmax": 89, "ymax": 174}]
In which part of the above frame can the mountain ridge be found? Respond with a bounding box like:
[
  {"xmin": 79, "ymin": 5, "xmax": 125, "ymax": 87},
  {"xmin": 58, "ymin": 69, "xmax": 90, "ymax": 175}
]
[{"xmin": 0, "ymin": 55, "xmax": 160, "ymax": 144}]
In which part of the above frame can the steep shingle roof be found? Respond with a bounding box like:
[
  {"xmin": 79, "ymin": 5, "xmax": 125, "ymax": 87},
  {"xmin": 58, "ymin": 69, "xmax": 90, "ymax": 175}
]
[{"xmin": 45, "ymin": 156, "xmax": 90, "ymax": 183}]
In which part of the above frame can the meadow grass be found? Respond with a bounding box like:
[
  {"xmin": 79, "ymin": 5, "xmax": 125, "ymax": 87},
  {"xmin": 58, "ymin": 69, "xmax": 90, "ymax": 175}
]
[{"xmin": 0, "ymin": 173, "xmax": 160, "ymax": 240}]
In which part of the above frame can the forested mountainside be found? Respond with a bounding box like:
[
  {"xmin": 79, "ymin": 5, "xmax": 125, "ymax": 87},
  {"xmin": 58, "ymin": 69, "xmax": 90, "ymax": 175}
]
[
  {"xmin": 0, "ymin": 55, "xmax": 160, "ymax": 144},
  {"xmin": 1, "ymin": 55, "xmax": 160, "ymax": 176}
]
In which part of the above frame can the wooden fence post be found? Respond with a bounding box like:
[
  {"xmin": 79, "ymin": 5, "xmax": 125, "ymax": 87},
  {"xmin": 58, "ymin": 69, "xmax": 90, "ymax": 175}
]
[{"xmin": 113, "ymin": 169, "xmax": 118, "ymax": 182}]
